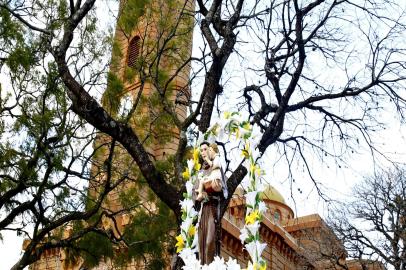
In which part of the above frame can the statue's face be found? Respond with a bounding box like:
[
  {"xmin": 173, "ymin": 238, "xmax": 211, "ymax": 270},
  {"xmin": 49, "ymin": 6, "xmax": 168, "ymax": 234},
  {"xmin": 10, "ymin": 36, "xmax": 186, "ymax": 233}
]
[
  {"xmin": 200, "ymin": 144, "xmax": 209, "ymax": 160},
  {"xmin": 208, "ymin": 147, "xmax": 215, "ymax": 159}
]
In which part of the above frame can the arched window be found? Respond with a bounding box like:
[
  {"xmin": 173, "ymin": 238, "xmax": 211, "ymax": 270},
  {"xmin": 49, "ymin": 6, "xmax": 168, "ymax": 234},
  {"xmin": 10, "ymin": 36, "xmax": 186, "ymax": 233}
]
[
  {"xmin": 127, "ymin": 36, "xmax": 140, "ymax": 68},
  {"xmin": 274, "ymin": 209, "xmax": 282, "ymax": 222}
]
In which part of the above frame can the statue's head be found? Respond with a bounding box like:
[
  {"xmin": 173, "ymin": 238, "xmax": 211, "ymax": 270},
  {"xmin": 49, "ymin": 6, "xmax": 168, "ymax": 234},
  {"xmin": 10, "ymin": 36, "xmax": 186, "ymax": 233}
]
[
  {"xmin": 199, "ymin": 141, "xmax": 210, "ymax": 169},
  {"xmin": 209, "ymin": 143, "xmax": 219, "ymax": 159}
]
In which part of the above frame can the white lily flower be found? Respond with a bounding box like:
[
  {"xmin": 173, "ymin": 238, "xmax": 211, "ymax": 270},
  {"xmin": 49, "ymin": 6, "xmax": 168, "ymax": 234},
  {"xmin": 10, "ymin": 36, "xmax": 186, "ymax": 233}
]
[
  {"xmin": 218, "ymin": 131, "xmax": 225, "ymax": 142},
  {"xmin": 239, "ymin": 226, "xmax": 249, "ymax": 243},
  {"xmin": 185, "ymin": 181, "xmax": 194, "ymax": 197},
  {"xmin": 243, "ymin": 158, "xmax": 251, "ymax": 171},
  {"xmin": 254, "ymin": 180, "xmax": 265, "ymax": 193},
  {"xmin": 187, "ymin": 159, "xmax": 194, "ymax": 174},
  {"xmin": 181, "ymin": 199, "xmax": 194, "ymax": 212},
  {"xmin": 258, "ymin": 201, "xmax": 267, "ymax": 215},
  {"xmin": 255, "ymin": 241, "xmax": 267, "ymax": 261},
  {"xmin": 245, "ymin": 191, "xmax": 258, "ymax": 208},
  {"xmin": 180, "ymin": 248, "xmax": 200, "ymax": 270},
  {"xmin": 249, "ymin": 125, "xmax": 261, "ymax": 149},
  {"xmin": 179, "ymin": 247, "xmax": 194, "ymax": 260},
  {"xmin": 245, "ymin": 241, "xmax": 259, "ymax": 263},
  {"xmin": 181, "ymin": 217, "xmax": 193, "ymax": 234},
  {"xmin": 189, "ymin": 207, "xmax": 198, "ymax": 219},
  {"xmin": 246, "ymin": 221, "xmax": 260, "ymax": 236},
  {"xmin": 210, "ymin": 256, "xmax": 226, "ymax": 269},
  {"xmin": 226, "ymin": 258, "xmax": 241, "ymax": 270},
  {"xmin": 256, "ymin": 242, "xmax": 267, "ymax": 258},
  {"xmin": 239, "ymin": 127, "xmax": 250, "ymax": 138},
  {"xmin": 245, "ymin": 240, "xmax": 267, "ymax": 264},
  {"xmin": 206, "ymin": 133, "xmax": 216, "ymax": 144},
  {"xmin": 183, "ymin": 260, "xmax": 201, "ymax": 270}
]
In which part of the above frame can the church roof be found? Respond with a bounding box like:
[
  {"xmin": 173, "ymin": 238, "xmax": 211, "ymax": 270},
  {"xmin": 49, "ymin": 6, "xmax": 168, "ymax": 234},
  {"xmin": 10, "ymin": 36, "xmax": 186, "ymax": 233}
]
[
  {"xmin": 259, "ymin": 184, "xmax": 286, "ymax": 204},
  {"xmin": 234, "ymin": 184, "xmax": 287, "ymax": 205}
]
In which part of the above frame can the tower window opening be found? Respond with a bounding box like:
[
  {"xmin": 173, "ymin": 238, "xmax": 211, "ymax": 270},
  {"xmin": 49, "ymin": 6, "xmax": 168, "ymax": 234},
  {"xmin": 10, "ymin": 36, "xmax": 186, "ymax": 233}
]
[
  {"xmin": 127, "ymin": 36, "xmax": 141, "ymax": 68},
  {"xmin": 274, "ymin": 209, "xmax": 281, "ymax": 222}
]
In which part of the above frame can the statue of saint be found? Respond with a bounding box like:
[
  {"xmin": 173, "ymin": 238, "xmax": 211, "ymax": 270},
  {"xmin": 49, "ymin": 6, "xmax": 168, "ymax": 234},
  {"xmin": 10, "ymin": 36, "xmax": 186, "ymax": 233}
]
[{"xmin": 195, "ymin": 142, "xmax": 228, "ymax": 265}]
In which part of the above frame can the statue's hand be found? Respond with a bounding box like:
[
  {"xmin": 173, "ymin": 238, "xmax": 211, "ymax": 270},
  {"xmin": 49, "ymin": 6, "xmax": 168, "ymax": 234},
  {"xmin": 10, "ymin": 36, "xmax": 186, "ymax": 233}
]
[
  {"xmin": 204, "ymin": 156, "xmax": 211, "ymax": 165},
  {"xmin": 210, "ymin": 179, "xmax": 222, "ymax": 192}
]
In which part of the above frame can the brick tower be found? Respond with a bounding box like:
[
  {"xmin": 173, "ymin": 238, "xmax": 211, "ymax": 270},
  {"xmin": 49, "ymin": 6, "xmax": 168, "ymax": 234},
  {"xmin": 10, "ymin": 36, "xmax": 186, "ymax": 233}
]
[
  {"xmin": 90, "ymin": 0, "xmax": 194, "ymax": 212},
  {"xmin": 88, "ymin": 0, "xmax": 195, "ymax": 268}
]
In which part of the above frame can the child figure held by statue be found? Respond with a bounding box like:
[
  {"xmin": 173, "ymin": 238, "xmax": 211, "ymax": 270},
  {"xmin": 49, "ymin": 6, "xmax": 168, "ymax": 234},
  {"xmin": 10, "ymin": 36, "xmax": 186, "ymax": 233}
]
[{"xmin": 196, "ymin": 143, "xmax": 222, "ymax": 201}]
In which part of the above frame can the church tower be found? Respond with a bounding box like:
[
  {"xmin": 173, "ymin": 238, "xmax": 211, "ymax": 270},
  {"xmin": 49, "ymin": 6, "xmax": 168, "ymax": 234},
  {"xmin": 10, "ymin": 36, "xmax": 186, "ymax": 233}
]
[
  {"xmin": 89, "ymin": 0, "xmax": 195, "ymax": 268},
  {"xmin": 91, "ymin": 0, "xmax": 194, "ymax": 210}
]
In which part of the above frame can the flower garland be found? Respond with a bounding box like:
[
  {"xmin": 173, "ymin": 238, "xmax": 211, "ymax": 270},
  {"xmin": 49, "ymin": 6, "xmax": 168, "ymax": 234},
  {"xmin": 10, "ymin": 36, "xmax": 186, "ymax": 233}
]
[
  {"xmin": 177, "ymin": 112, "xmax": 267, "ymax": 270},
  {"xmin": 176, "ymin": 147, "xmax": 201, "ymax": 254}
]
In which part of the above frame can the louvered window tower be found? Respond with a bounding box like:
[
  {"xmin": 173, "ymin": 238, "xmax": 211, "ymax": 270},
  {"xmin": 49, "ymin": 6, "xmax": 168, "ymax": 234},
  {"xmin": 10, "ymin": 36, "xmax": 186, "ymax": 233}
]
[{"xmin": 127, "ymin": 36, "xmax": 140, "ymax": 68}]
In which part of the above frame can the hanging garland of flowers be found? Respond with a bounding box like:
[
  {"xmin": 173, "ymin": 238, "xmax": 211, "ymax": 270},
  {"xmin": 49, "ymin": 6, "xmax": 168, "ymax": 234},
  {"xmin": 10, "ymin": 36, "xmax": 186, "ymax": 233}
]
[{"xmin": 177, "ymin": 112, "xmax": 267, "ymax": 270}]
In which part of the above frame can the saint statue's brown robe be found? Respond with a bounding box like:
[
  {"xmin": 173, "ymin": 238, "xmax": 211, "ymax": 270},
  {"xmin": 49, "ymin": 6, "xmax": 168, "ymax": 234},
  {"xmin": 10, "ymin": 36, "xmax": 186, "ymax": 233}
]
[
  {"xmin": 195, "ymin": 164, "xmax": 223, "ymax": 265},
  {"xmin": 198, "ymin": 197, "xmax": 219, "ymax": 265}
]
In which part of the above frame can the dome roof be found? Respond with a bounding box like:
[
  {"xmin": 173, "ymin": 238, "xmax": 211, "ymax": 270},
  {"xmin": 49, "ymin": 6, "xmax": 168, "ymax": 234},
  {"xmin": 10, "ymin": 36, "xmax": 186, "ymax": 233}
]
[
  {"xmin": 232, "ymin": 185, "xmax": 294, "ymax": 220},
  {"xmin": 234, "ymin": 185, "xmax": 286, "ymax": 205},
  {"xmin": 260, "ymin": 185, "xmax": 286, "ymax": 204}
]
